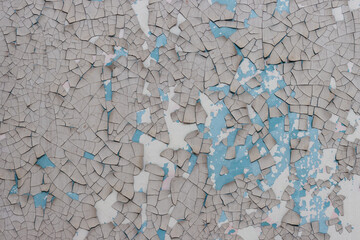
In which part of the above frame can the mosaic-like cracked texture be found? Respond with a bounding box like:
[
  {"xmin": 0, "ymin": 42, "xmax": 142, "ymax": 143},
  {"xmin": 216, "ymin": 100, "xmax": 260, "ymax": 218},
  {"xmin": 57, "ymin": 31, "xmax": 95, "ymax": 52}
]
[{"xmin": 1, "ymin": 0, "xmax": 360, "ymax": 239}]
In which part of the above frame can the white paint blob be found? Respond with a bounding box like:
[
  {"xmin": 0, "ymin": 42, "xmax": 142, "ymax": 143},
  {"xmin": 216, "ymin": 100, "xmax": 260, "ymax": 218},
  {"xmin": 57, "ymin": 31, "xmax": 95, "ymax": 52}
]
[
  {"xmin": 328, "ymin": 175, "xmax": 360, "ymax": 239},
  {"xmin": 164, "ymin": 87, "xmax": 197, "ymax": 150},
  {"xmin": 332, "ymin": 7, "xmax": 344, "ymax": 21},
  {"xmin": 132, "ymin": 0, "xmax": 150, "ymax": 37},
  {"xmin": 73, "ymin": 229, "xmax": 89, "ymax": 240},
  {"xmin": 346, "ymin": 109, "xmax": 360, "ymax": 142},
  {"xmin": 349, "ymin": 0, "xmax": 360, "ymax": 10},
  {"xmin": 143, "ymin": 81, "xmax": 151, "ymax": 96},
  {"xmin": 94, "ymin": 190, "xmax": 118, "ymax": 224},
  {"xmin": 330, "ymin": 78, "xmax": 337, "ymax": 90},
  {"xmin": 170, "ymin": 13, "xmax": 186, "ymax": 35}
]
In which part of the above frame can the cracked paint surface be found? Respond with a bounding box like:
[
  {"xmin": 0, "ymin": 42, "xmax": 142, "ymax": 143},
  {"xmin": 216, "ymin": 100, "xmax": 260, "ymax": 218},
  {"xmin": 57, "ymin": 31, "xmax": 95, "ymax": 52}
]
[{"xmin": 1, "ymin": 0, "xmax": 360, "ymax": 240}]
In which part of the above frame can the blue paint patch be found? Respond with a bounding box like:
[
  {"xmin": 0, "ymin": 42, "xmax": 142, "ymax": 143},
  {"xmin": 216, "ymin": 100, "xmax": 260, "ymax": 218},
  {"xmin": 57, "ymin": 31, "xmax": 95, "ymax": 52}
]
[
  {"xmin": 234, "ymin": 44, "xmax": 243, "ymax": 57},
  {"xmin": 134, "ymin": 219, "xmax": 148, "ymax": 238},
  {"xmin": 249, "ymin": 108, "xmax": 265, "ymax": 127},
  {"xmin": 209, "ymin": 21, "xmax": 237, "ymax": 39},
  {"xmin": 267, "ymin": 94, "xmax": 284, "ymax": 108},
  {"xmin": 217, "ymin": 58, "xmax": 331, "ymax": 231},
  {"xmin": 66, "ymin": 192, "xmax": 79, "ymax": 201},
  {"xmin": 9, "ymin": 184, "xmax": 18, "ymax": 194},
  {"xmin": 156, "ymin": 34, "xmax": 167, "ymax": 48},
  {"xmin": 162, "ymin": 163, "xmax": 169, "ymax": 180},
  {"xmin": 212, "ymin": 0, "xmax": 236, "ymax": 12},
  {"xmin": 36, "ymin": 154, "xmax": 55, "ymax": 168},
  {"xmin": 139, "ymin": 220, "xmax": 147, "ymax": 233},
  {"xmin": 206, "ymin": 67, "xmax": 284, "ymax": 191},
  {"xmin": 235, "ymin": 59, "xmax": 257, "ymax": 83},
  {"xmin": 149, "ymin": 34, "xmax": 167, "ymax": 63},
  {"xmin": 150, "ymin": 48, "xmax": 159, "ymax": 62},
  {"xmin": 227, "ymin": 129, "xmax": 237, "ymax": 147},
  {"xmin": 291, "ymin": 116, "xmax": 332, "ymax": 233},
  {"xmin": 9, "ymin": 173, "xmax": 18, "ymax": 195},
  {"xmin": 136, "ymin": 109, "xmax": 146, "ymax": 124},
  {"xmin": 158, "ymin": 88, "xmax": 169, "ymax": 101},
  {"xmin": 33, "ymin": 192, "xmax": 48, "ymax": 209},
  {"xmin": 197, "ymin": 123, "xmax": 205, "ymax": 133},
  {"xmin": 261, "ymin": 221, "xmax": 270, "ymax": 226},
  {"xmin": 187, "ymin": 154, "xmax": 198, "ymax": 173},
  {"xmin": 228, "ymin": 229, "xmax": 235, "ymax": 234},
  {"xmin": 104, "ymin": 80, "xmax": 112, "ymax": 101},
  {"xmin": 219, "ymin": 211, "xmax": 228, "ymax": 223},
  {"xmin": 259, "ymin": 64, "xmax": 286, "ymax": 93},
  {"xmin": 275, "ymin": 0, "xmax": 290, "ymax": 14},
  {"xmin": 263, "ymin": 110, "xmax": 333, "ymax": 233},
  {"xmin": 206, "ymin": 61, "xmax": 287, "ymax": 190},
  {"xmin": 244, "ymin": 19, "xmax": 250, "ymax": 28},
  {"xmin": 83, "ymin": 151, "xmax": 95, "ymax": 160},
  {"xmin": 157, "ymin": 229, "xmax": 166, "ymax": 240},
  {"xmin": 209, "ymin": 84, "xmax": 230, "ymax": 96},
  {"xmin": 264, "ymin": 115, "xmax": 290, "ymax": 187},
  {"xmin": 256, "ymin": 139, "xmax": 269, "ymax": 156},
  {"xmin": 249, "ymin": 9, "xmax": 258, "ymax": 19},
  {"xmin": 202, "ymin": 98, "xmax": 261, "ymax": 190},
  {"xmin": 290, "ymin": 91, "xmax": 296, "ymax": 98},
  {"xmin": 132, "ymin": 130, "xmax": 144, "ymax": 142}
]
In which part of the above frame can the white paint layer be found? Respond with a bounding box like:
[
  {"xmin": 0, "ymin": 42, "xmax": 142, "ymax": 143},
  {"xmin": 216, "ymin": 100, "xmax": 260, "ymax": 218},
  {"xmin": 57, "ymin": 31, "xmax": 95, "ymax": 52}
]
[
  {"xmin": 164, "ymin": 87, "xmax": 197, "ymax": 150},
  {"xmin": 134, "ymin": 171, "xmax": 150, "ymax": 192},
  {"xmin": 349, "ymin": 0, "xmax": 360, "ymax": 10},
  {"xmin": 95, "ymin": 190, "xmax": 118, "ymax": 224},
  {"xmin": 328, "ymin": 175, "xmax": 360, "ymax": 239},
  {"xmin": 143, "ymin": 81, "xmax": 151, "ymax": 96},
  {"xmin": 132, "ymin": 0, "xmax": 150, "ymax": 37},
  {"xmin": 346, "ymin": 109, "xmax": 360, "ymax": 142},
  {"xmin": 170, "ymin": 13, "xmax": 186, "ymax": 35},
  {"xmin": 73, "ymin": 229, "xmax": 89, "ymax": 240},
  {"xmin": 332, "ymin": 7, "xmax": 344, "ymax": 21},
  {"xmin": 237, "ymin": 226, "xmax": 262, "ymax": 240},
  {"xmin": 330, "ymin": 77, "xmax": 336, "ymax": 89}
]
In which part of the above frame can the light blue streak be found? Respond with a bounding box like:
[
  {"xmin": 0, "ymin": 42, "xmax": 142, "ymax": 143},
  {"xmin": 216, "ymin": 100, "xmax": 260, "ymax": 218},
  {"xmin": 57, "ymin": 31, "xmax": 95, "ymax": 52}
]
[
  {"xmin": 83, "ymin": 151, "xmax": 95, "ymax": 160},
  {"xmin": 66, "ymin": 192, "xmax": 79, "ymax": 201}
]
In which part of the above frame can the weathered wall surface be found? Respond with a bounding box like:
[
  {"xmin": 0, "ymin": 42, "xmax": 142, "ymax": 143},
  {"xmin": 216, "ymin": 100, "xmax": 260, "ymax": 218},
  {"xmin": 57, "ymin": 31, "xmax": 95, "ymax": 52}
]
[{"xmin": 1, "ymin": 0, "xmax": 360, "ymax": 239}]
